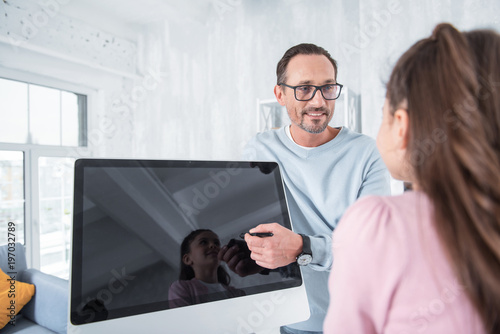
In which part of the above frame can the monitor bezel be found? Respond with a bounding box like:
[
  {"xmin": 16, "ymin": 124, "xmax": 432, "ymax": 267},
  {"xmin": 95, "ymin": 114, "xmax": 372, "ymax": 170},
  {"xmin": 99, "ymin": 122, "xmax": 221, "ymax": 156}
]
[{"xmin": 70, "ymin": 158, "xmax": 306, "ymax": 328}]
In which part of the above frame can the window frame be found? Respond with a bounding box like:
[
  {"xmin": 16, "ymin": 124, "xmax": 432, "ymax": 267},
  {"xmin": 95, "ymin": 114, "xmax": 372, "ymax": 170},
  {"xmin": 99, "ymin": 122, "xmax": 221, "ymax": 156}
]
[{"xmin": 0, "ymin": 67, "xmax": 95, "ymax": 272}]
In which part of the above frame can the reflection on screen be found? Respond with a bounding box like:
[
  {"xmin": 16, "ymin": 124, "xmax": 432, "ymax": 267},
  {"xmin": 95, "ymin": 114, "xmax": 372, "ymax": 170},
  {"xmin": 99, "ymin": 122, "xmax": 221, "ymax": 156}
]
[{"xmin": 71, "ymin": 160, "xmax": 301, "ymax": 325}]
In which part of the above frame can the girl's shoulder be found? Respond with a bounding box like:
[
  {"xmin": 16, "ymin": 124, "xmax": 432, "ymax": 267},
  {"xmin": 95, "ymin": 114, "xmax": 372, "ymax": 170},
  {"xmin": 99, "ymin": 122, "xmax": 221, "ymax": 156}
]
[
  {"xmin": 333, "ymin": 191, "xmax": 432, "ymax": 252},
  {"xmin": 170, "ymin": 278, "xmax": 206, "ymax": 292}
]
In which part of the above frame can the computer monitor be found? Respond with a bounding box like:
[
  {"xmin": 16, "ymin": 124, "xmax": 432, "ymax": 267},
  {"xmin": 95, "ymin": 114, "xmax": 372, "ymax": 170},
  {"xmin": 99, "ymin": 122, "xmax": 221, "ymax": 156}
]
[{"xmin": 69, "ymin": 159, "xmax": 310, "ymax": 333}]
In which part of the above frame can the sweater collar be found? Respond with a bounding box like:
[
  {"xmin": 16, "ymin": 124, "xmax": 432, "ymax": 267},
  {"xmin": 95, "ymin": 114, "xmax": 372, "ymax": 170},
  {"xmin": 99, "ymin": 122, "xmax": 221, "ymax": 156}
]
[{"xmin": 280, "ymin": 125, "xmax": 347, "ymax": 153}]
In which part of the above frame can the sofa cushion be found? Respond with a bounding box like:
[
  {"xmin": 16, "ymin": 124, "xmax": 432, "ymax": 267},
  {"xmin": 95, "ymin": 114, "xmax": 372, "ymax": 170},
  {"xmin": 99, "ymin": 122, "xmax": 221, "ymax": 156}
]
[
  {"xmin": 0, "ymin": 268, "xmax": 35, "ymax": 329},
  {"xmin": 20, "ymin": 269, "xmax": 68, "ymax": 334}
]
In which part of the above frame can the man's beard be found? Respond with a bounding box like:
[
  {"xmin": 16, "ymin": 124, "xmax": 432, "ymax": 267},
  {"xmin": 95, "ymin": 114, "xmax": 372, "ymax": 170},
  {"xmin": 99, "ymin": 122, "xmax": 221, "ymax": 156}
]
[{"xmin": 295, "ymin": 107, "xmax": 331, "ymax": 134}]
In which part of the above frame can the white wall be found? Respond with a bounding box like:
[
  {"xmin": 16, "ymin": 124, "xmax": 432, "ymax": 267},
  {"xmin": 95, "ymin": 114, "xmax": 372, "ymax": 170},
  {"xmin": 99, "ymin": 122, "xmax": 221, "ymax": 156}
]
[
  {"xmin": 128, "ymin": 0, "xmax": 500, "ymax": 159},
  {"xmin": 358, "ymin": 0, "xmax": 500, "ymax": 138},
  {"xmin": 130, "ymin": 0, "xmax": 361, "ymax": 160},
  {"xmin": 0, "ymin": 0, "xmax": 138, "ymax": 158},
  {"xmin": 1, "ymin": 0, "xmax": 499, "ymax": 160}
]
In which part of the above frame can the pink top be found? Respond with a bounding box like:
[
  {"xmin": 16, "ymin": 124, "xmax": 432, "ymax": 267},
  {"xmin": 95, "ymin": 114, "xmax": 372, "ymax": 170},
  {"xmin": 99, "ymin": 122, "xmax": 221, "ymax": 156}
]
[
  {"xmin": 324, "ymin": 191, "xmax": 485, "ymax": 334},
  {"xmin": 168, "ymin": 278, "xmax": 245, "ymax": 308}
]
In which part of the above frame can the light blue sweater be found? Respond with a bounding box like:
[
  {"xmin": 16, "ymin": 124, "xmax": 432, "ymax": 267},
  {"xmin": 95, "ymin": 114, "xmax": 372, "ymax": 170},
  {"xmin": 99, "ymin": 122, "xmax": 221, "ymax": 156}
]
[{"xmin": 243, "ymin": 126, "xmax": 391, "ymax": 331}]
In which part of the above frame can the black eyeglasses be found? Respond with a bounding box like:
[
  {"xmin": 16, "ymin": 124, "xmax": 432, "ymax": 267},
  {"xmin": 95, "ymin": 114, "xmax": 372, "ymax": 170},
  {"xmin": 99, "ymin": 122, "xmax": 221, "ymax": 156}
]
[{"xmin": 279, "ymin": 83, "xmax": 343, "ymax": 101}]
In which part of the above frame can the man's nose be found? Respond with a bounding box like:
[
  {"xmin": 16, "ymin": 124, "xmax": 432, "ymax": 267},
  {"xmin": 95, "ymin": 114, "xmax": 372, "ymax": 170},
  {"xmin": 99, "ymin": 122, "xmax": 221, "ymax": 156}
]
[{"xmin": 308, "ymin": 88, "xmax": 327, "ymax": 107}]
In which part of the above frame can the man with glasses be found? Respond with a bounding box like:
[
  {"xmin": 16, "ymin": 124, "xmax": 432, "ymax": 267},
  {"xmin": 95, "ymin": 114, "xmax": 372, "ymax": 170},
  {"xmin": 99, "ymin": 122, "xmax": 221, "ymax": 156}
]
[{"xmin": 240, "ymin": 43, "xmax": 390, "ymax": 333}]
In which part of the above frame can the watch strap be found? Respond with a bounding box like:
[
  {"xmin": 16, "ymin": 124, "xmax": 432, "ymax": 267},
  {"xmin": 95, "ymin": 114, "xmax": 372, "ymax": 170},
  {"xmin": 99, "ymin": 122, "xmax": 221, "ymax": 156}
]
[
  {"xmin": 296, "ymin": 234, "xmax": 313, "ymax": 266},
  {"xmin": 299, "ymin": 234, "xmax": 312, "ymax": 255}
]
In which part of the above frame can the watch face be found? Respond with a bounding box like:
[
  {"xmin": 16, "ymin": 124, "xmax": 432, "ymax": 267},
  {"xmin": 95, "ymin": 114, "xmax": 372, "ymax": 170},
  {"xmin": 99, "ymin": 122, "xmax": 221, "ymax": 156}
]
[{"xmin": 297, "ymin": 254, "xmax": 312, "ymax": 266}]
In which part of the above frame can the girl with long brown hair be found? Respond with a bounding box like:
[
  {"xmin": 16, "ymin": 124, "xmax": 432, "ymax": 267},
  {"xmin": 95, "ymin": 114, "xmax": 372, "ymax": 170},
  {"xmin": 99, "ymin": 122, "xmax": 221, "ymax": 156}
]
[
  {"xmin": 168, "ymin": 229, "xmax": 244, "ymax": 308},
  {"xmin": 324, "ymin": 23, "xmax": 500, "ymax": 333}
]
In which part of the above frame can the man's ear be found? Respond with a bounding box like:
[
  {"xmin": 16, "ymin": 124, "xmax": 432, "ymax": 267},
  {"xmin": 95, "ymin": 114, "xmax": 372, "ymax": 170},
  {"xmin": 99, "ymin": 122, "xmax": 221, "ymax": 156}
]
[
  {"xmin": 274, "ymin": 85, "xmax": 286, "ymax": 106},
  {"xmin": 393, "ymin": 108, "xmax": 409, "ymax": 150},
  {"xmin": 182, "ymin": 253, "xmax": 193, "ymax": 266}
]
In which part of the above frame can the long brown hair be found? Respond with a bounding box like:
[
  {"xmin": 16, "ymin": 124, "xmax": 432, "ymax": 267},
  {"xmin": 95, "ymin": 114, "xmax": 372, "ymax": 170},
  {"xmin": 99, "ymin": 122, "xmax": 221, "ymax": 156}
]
[
  {"xmin": 464, "ymin": 29, "xmax": 500, "ymax": 155},
  {"xmin": 386, "ymin": 23, "xmax": 500, "ymax": 333},
  {"xmin": 179, "ymin": 229, "xmax": 231, "ymax": 285}
]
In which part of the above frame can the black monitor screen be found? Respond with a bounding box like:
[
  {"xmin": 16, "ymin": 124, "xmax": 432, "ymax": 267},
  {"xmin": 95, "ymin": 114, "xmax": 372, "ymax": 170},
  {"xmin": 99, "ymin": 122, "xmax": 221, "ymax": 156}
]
[{"xmin": 70, "ymin": 159, "xmax": 302, "ymax": 325}]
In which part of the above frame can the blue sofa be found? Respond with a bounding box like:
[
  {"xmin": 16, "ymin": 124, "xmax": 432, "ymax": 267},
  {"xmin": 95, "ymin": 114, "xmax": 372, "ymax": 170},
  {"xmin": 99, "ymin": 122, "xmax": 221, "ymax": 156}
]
[{"xmin": 0, "ymin": 243, "xmax": 68, "ymax": 334}]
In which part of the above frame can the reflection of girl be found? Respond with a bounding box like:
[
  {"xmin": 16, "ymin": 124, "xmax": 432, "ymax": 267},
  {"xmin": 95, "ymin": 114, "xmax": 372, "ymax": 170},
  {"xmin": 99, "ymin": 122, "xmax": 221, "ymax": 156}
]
[
  {"xmin": 168, "ymin": 229, "xmax": 244, "ymax": 308},
  {"xmin": 324, "ymin": 24, "xmax": 500, "ymax": 333}
]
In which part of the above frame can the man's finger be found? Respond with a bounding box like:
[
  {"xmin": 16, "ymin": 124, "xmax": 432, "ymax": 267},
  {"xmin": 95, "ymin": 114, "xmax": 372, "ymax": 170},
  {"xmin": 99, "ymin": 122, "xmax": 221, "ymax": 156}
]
[
  {"xmin": 255, "ymin": 260, "xmax": 276, "ymax": 270},
  {"xmin": 250, "ymin": 222, "xmax": 277, "ymax": 234},
  {"xmin": 218, "ymin": 246, "xmax": 228, "ymax": 261},
  {"xmin": 245, "ymin": 234, "xmax": 268, "ymax": 249},
  {"xmin": 226, "ymin": 252, "xmax": 246, "ymax": 269}
]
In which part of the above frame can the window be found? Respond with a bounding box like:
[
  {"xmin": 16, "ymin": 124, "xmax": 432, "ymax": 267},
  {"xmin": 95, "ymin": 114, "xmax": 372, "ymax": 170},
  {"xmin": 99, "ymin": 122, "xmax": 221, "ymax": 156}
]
[
  {"xmin": 38, "ymin": 156, "xmax": 75, "ymax": 278},
  {"xmin": 0, "ymin": 77, "xmax": 87, "ymax": 146},
  {"xmin": 0, "ymin": 151, "xmax": 24, "ymax": 245},
  {"xmin": 0, "ymin": 76, "xmax": 89, "ymax": 279}
]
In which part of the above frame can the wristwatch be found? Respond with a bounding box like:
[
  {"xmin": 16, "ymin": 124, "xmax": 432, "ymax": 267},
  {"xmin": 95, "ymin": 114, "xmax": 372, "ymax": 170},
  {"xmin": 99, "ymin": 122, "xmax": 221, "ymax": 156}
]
[{"xmin": 296, "ymin": 234, "xmax": 313, "ymax": 266}]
